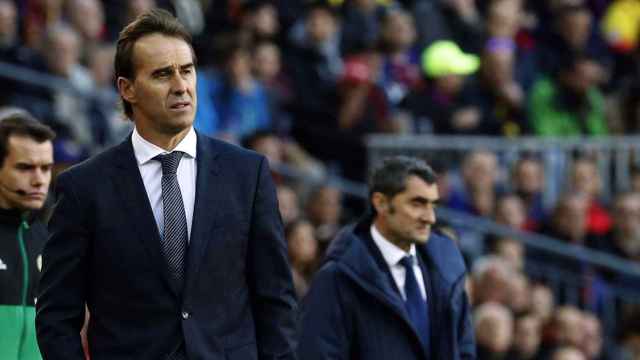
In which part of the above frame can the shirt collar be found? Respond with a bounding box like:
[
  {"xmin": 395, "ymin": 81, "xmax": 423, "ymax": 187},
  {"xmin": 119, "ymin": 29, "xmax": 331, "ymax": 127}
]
[
  {"xmin": 132, "ymin": 126, "xmax": 197, "ymax": 166},
  {"xmin": 370, "ymin": 224, "xmax": 417, "ymax": 268}
]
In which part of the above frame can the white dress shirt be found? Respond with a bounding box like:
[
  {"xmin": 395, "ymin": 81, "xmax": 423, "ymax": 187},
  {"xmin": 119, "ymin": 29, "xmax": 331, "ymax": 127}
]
[
  {"xmin": 371, "ymin": 225, "xmax": 427, "ymax": 301},
  {"xmin": 132, "ymin": 127, "xmax": 197, "ymax": 241}
]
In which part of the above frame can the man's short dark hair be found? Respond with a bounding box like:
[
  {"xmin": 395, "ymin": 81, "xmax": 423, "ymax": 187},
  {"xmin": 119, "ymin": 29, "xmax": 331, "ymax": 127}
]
[
  {"xmin": 369, "ymin": 156, "xmax": 437, "ymax": 211},
  {"xmin": 115, "ymin": 8, "xmax": 194, "ymax": 117},
  {"xmin": 0, "ymin": 110, "xmax": 55, "ymax": 167}
]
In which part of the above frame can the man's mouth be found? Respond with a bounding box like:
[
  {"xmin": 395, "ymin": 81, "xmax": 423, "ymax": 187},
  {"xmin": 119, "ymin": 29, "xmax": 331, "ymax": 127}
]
[{"xmin": 170, "ymin": 101, "xmax": 191, "ymax": 109}]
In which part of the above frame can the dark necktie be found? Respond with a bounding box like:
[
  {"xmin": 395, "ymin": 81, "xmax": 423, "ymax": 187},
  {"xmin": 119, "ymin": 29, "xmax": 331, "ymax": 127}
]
[
  {"xmin": 154, "ymin": 151, "xmax": 188, "ymax": 290},
  {"xmin": 399, "ymin": 255, "xmax": 430, "ymax": 350}
]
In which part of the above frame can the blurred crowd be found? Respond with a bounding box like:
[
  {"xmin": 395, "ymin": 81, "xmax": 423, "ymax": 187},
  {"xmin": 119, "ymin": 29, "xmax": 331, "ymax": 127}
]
[{"xmin": 3, "ymin": 0, "xmax": 640, "ymax": 358}]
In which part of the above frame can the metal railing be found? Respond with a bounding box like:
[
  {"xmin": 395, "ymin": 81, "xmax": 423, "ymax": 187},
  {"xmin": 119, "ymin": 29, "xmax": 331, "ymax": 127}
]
[{"xmin": 367, "ymin": 134, "xmax": 640, "ymax": 208}]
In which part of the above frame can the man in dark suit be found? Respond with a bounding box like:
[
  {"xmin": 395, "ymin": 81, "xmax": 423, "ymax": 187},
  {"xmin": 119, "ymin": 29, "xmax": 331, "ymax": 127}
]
[
  {"xmin": 36, "ymin": 9, "xmax": 297, "ymax": 360},
  {"xmin": 297, "ymin": 156, "xmax": 475, "ymax": 359}
]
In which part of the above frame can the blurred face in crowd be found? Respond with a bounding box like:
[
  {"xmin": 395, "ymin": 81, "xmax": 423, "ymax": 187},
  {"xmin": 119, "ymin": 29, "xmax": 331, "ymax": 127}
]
[
  {"xmin": 486, "ymin": 0, "xmax": 522, "ymax": 38},
  {"xmin": 0, "ymin": 135, "xmax": 53, "ymax": 211},
  {"xmin": 250, "ymin": 134, "xmax": 283, "ymax": 166},
  {"xmin": 495, "ymin": 195, "xmax": 526, "ymax": 229},
  {"xmin": 463, "ymin": 151, "xmax": 498, "ymax": 192},
  {"xmin": 373, "ymin": 175, "xmax": 438, "ymax": 251},
  {"xmin": 557, "ymin": 7, "xmax": 592, "ymax": 49},
  {"xmin": 380, "ymin": 10, "xmax": 416, "ymax": 52},
  {"xmin": 613, "ymin": 194, "xmax": 640, "ymax": 258},
  {"xmin": 508, "ymin": 272, "xmax": 530, "ymax": 313},
  {"xmin": 118, "ymin": 34, "xmax": 196, "ymax": 141},
  {"xmin": 561, "ymin": 59, "xmax": 600, "ymax": 95},
  {"xmin": 514, "ymin": 158, "xmax": 544, "ymax": 197},
  {"xmin": 553, "ymin": 194, "xmax": 588, "ymax": 243},
  {"xmin": 306, "ymin": 7, "xmax": 337, "ymax": 45},
  {"xmin": 307, "ymin": 186, "xmax": 342, "ymax": 226},
  {"xmin": 245, "ymin": 3, "xmax": 279, "ymax": 38},
  {"xmin": 0, "ymin": 0, "xmax": 16, "ymax": 46},
  {"xmin": 482, "ymin": 49, "xmax": 515, "ymax": 90},
  {"xmin": 252, "ymin": 42, "xmax": 281, "ymax": 82},
  {"xmin": 277, "ymin": 185, "xmax": 300, "ymax": 226},
  {"xmin": 474, "ymin": 303, "xmax": 514, "ymax": 354},
  {"xmin": 530, "ymin": 284, "xmax": 555, "ymax": 322},
  {"xmin": 554, "ymin": 306, "xmax": 584, "ymax": 348},
  {"xmin": 552, "ymin": 347, "xmax": 586, "ymax": 360},
  {"xmin": 46, "ymin": 27, "xmax": 81, "ymax": 77},
  {"xmin": 571, "ymin": 159, "xmax": 601, "ymax": 198},
  {"xmin": 67, "ymin": 0, "xmax": 104, "ymax": 41},
  {"xmin": 581, "ymin": 313, "xmax": 603, "ymax": 359},
  {"xmin": 287, "ymin": 220, "xmax": 318, "ymax": 269},
  {"xmin": 127, "ymin": 0, "xmax": 156, "ymax": 22},
  {"xmin": 434, "ymin": 74, "xmax": 464, "ymax": 96},
  {"xmin": 513, "ymin": 315, "xmax": 542, "ymax": 358},
  {"xmin": 90, "ymin": 46, "xmax": 115, "ymax": 88},
  {"xmin": 227, "ymin": 48, "xmax": 253, "ymax": 83},
  {"xmin": 472, "ymin": 257, "xmax": 512, "ymax": 305},
  {"xmin": 494, "ymin": 238, "xmax": 524, "ymax": 271}
]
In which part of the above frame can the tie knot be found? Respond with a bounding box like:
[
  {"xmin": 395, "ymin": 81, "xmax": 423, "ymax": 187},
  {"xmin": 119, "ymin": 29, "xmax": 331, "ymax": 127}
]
[
  {"xmin": 155, "ymin": 151, "xmax": 184, "ymax": 175},
  {"xmin": 399, "ymin": 255, "xmax": 415, "ymax": 270}
]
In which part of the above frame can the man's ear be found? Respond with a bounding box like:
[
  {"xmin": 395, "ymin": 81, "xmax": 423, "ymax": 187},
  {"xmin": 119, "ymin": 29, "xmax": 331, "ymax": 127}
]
[
  {"xmin": 117, "ymin": 77, "xmax": 136, "ymax": 105},
  {"xmin": 371, "ymin": 192, "xmax": 389, "ymax": 214}
]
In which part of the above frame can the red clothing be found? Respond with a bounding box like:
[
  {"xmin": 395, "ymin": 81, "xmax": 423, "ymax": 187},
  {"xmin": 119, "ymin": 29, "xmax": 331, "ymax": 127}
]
[{"xmin": 587, "ymin": 200, "xmax": 612, "ymax": 236}]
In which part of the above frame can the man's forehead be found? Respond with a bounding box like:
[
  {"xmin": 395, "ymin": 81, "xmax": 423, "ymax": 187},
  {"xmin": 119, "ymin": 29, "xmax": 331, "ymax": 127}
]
[
  {"xmin": 401, "ymin": 176, "xmax": 438, "ymax": 197},
  {"xmin": 132, "ymin": 34, "xmax": 194, "ymax": 70},
  {"xmin": 7, "ymin": 136, "xmax": 53, "ymax": 159}
]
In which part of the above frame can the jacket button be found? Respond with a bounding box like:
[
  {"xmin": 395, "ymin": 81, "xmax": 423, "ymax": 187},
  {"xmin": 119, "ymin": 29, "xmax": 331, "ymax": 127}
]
[{"xmin": 181, "ymin": 311, "xmax": 190, "ymax": 320}]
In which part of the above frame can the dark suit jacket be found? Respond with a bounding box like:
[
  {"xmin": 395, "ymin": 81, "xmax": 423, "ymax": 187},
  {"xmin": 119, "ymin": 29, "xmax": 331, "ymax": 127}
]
[{"xmin": 36, "ymin": 133, "xmax": 298, "ymax": 360}]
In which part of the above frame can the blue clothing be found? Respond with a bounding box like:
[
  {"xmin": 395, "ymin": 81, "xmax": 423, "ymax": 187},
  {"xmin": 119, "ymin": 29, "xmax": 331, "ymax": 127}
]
[
  {"xmin": 298, "ymin": 217, "xmax": 475, "ymax": 360},
  {"xmin": 195, "ymin": 71, "xmax": 271, "ymax": 138}
]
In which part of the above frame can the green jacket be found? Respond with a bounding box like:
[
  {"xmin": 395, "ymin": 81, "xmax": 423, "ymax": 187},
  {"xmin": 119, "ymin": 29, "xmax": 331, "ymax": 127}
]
[
  {"xmin": 529, "ymin": 77, "xmax": 608, "ymax": 136},
  {"xmin": 0, "ymin": 209, "xmax": 47, "ymax": 360}
]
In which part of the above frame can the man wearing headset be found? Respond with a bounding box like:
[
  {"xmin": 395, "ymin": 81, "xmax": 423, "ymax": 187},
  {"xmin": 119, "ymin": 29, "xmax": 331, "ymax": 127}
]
[{"xmin": 0, "ymin": 109, "xmax": 55, "ymax": 360}]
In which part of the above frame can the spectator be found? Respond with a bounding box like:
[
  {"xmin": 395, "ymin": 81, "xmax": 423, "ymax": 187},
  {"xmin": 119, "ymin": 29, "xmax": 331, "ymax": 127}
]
[
  {"xmin": 64, "ymin": 0, "xmax": 106, "ymax": 62},
  {"xmin": 285, "ymin": 218, "xmax": 318, "ymax": 298},
  {"xmin": 36, "ymin": 23, "xmax": 94, "ymax": 160},
  {"xmin": 287, "ymin": 2, "xmax": 342, "ymax": 123},
  {"xmin": 377, "ymin": 8, "xmax": 421, "ymax": 108},
  {"xmin": 490, "ymin": 237, "xmax": 525, "ymax": 271},
  {"xmin": 469, "ymin": 40, "xmax": 527, "ymax": 136},
  {"xmin": 196, "ymin": 41, "xmax": 271, "ymax": 141},
  {"xmin": 538, "ymin": 1, "xmax": 611, "ymax": 83},
  {"xmin": 474, "ymin": 302, "xmax": 514, "ymax": 359},
  {"xmin": 508, "ymin": 271, "xmax": 531, "ymax": 314},
  {"xmin": 399, "ymin": 40, "xmax": 482, "ymax": 134},
  {"xmin": 510, "ymin": 313, "xmax": 543, "ymax": 360},
  {"xmin": 448, "ymin": 150, "xmax": 500, "ymax": 217},
  {"xmin": 412, "ymin": 0, "xmax": 484, "ymax": 53},
  {"xmin": 511, "ymin": 155, "xmax": 546, "ymax": 230},
  {"xmin": 237, "ymin": 0, "xmax": 280, "ymax": 44},
  {"xmin": 251, "ymin": 41, "xmax": 294, "ymax": 133},
  {"xmin": 471, "ymin": 255, "xmax": 513, "ymax": 306},
  {"xmin": 544, "ymin": 306, "xmax": 585, "ymax": 354},
  {"xmin": 305, "ymin": 184, "xmax": 343, "ymax": 252},
  {"xmin": 551, "ymin": 347, "xmax": 587, "ymax": 360},
  {"xmin": 529, "ymin": 51, "xmax": 608, "ymax": 137},
  {"xmin": 340, "ymin": 0, "xmax": 388, "ymax": 55},
  {"xmin": 568, "ymin": 156, "xmax": 612, "ymax": 236},
  {"xmin": 530, "ymin": 283, "xmax": 556, "ymax": 324},
  {"xmin": 494, "ymin": 193, "xmax": 527, "ymax": 229},
  {"xmin": 277, "ymin": 184, "xmax": 301, "ymax": 227}
]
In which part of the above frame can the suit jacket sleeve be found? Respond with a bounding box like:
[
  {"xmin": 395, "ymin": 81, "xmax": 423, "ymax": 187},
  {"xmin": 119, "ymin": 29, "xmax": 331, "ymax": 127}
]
[
  {"xmin": 454, "ymin": 276, "xmax": 476, "ymax": 360},
  {"xmin": 246, "ymin": 158, "xmax": 298, "ymax": 359},
  {"xmin": 36, "ymin": 173, "xmax": 89, "ymax": 360},
  {"xmin": 297, "ymin": 263, "xmax": 349, "ymax": 360}
]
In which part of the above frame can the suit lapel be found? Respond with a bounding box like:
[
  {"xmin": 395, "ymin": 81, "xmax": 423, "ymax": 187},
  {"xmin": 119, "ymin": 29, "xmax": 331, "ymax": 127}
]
[
  {"xmin": 184, "ymin": 133, "xmax": 221, "ymax": 295},
  {"xmin": 111, "ymin": 138, "xmax": 179, "ymax": 298}
]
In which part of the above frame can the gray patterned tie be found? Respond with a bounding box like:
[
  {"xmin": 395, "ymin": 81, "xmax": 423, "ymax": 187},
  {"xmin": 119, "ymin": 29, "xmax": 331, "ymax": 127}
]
[{"xmin": 154, "ymin": 151, "xmax": 188, "ymax": 290}]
